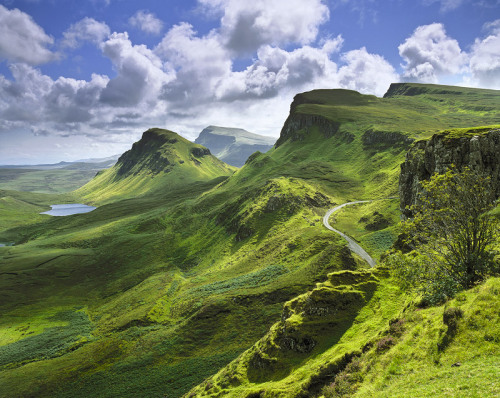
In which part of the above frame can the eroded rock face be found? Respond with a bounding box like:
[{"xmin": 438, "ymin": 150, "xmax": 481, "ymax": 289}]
[
  {"xmin": 361, "ymin": 129, "xmax": 414, "ymax": 148},
  {"xmin": 275, "ymin": 113, "xmax": 344, "ymax": 147},
  {"xmin": 399, "ymin": 128, "xmax": 500, "ymax": 217}
]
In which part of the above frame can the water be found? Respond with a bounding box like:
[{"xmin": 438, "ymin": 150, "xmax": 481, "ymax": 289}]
[
  {"xmin": 0, "ymin": 243, "xmax": 13, "ymax": 247},
  {"xmin": 41, "ymin": 204, "xmax": 97, "ymax": 216}
]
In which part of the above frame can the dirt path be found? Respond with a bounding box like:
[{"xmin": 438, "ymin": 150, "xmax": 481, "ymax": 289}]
[{"xmin": 322, "ymin": 200, "xmax": 376, "ymax": 267}]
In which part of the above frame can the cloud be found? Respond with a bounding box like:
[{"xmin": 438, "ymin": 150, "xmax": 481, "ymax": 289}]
[
  {"xmin": 338, "ymin": 47, "xmax": 399, "ymax": 96},
  {"xmin": 0, "ymin": 63, "xmax": 108, "ymax": 128},
  {"xmin": 0, "ymin": 5, "xmax": 57, "ymax": 64},
  {"xmin": 129, "ymin": 10, "xmax": 164, "ymax": 35},
  {"xmin": 422, "ymin": 0, "xmax": 465, "ymax": 12},
  {"xmin": 0, "ymin": 1, "xmax": 400, "ymax": 163},
  {"xmin": 468, "ymin": 19, "xmax": 500, "ymax": 88},
  {"xmin": 156, "ymin": 23, "xmax": 231, "ymax": 105},
  {"xmin": 62, "ymin": 17, "xmax": 110, "ymax": 48},
  {"xmin": 199, "ymin": 0, "xmax": 329, "ymax": 55},
  {"xmin": 214, "ymin": 37, "xmax": 343, "ymax": 101},
  {"xmin": 100, "ymin": 32, "xmax": 174, "ymax": 107},
  {"xmin": 398, "ymin": 23, "xmax": 467, "ymax": 83}
]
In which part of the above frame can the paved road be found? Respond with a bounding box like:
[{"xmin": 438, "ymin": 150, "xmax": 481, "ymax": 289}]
[{"xmin": 322, "ymin": 200, "xmax": 376, "ymax": 267}]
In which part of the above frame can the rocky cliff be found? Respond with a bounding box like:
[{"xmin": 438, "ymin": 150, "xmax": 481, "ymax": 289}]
[
  {"xmin": 274, "ymin": 113, "xmax": 347, "ymax": 147},
  {"xmin": 399, "ymin": 127, "xmax": 500, "ymax": 217}
]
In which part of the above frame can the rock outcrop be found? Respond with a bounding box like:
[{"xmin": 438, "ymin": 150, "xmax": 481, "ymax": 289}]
[
  {"xmin": 274, "ymin": 113, "xmax": 347, "ymax": 147},
  {"xmin": 399, "ymin": 128, "xmax": 500, "ymax": 217},
  {"xmin": 361, "ymin": 129, "xmax": 414, "ymax": 148}
]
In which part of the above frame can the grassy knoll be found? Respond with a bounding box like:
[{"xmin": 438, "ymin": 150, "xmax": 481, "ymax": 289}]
[
  {"xmin": 0, "ymin": 83, "xmax": 498, "ymax": 397},
  {"xmin": 350, "ymin": 277, "xmax": 500, "ymax": 398}
]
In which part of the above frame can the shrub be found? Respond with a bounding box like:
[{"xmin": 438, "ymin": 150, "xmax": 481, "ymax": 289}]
[
  {"xmin": 403, "ymin": 167, "xmax": 499, "ymax": 291},
  {"xmin": 376, "ymin": 336, "xmax": 395, "ymax": 352},
  {"xmin": 321, "ymin": 358, "xmax": 363, "ymax": 398}
]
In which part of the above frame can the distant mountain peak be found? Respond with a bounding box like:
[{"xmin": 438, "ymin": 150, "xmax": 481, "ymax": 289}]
[{"xmin": 195, "ymin": 126, "xmax": 275, "ymax": 167}]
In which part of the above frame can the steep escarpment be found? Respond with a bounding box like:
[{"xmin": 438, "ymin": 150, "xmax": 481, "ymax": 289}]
[
  {"xmin": 274, "ymin": 89, "xmax": 370, "ymax": 147},
  {"xmin": 274, "ymin": 113, "xmax": 346, "ymax": 147},
  {"xmin": 399, "ymin": 127, "xmax": 500, "ymax": 216}
]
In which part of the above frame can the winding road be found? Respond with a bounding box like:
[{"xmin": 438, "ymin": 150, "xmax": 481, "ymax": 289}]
[{"xmin": 323, "ymin": 200, "xmax": 377, "ymax": 267}]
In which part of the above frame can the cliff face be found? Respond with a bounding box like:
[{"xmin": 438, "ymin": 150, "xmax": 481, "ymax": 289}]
[
  {"xmin": 399, "ymin": 128, "xmax": 500, "ymax": 216},
  {"xmin": 274, "ymin": 113, "xmax": 346, "ymax": 147}
]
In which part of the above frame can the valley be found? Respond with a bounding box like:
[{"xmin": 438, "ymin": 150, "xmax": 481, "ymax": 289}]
[{"xmin": 0, "ymin": 83, "xmax": 499, "ymax": 398}]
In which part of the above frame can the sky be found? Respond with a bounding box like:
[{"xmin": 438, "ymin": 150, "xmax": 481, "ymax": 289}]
[{"xmin": 0, "ymin": 0, "xmax": 499, "ymax": 164}]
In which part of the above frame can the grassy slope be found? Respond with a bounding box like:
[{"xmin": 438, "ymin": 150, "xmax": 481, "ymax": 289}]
[
  {"xmin": 352, "ymin": 277, "xmax": 500, "ymax": 398},
  {"xmin": 183, "ymin": 273, "xmax": 499, "ymax": 398},
  {"xmin": 77, "ymin": 128, "xmax": 236, "ymax": 204},
  {"xmin": 0, "ymin": 84, "xmax": 498, "ymax": 397},
  {"xmin": 294, "ymin": 84, "xmax": 500, "ymax": 141},
  {"xmin": 0, "ymin": 169, "xmax": 101, "ymax": 194}
]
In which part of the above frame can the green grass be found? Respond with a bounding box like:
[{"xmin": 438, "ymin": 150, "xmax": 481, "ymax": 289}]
[
  {"xmin": 0, "ymin": 84, "xmax": 498, "ymax": 398},
  {"xmin": 331, "ymin": 199, "xmax": 400, "ymax": 260},
  {"xmin": 0, "ymin": 168, "xmax": 100, "ymax": 194},
  {"xmin": 352, "ymin": 278, "xmax": 500, "ymax": 398},
  {"xmin": 293, "ymin": 83, "xmax": 500, "ymax": 142}
]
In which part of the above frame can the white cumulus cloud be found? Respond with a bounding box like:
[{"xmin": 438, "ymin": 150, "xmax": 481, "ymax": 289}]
[
  {"xmin": 338, "ymin": 47, "xmax": 399, "ymax": 96},
  {"xmin": 214, "ymin": 37, "xmax": 343, "ymax": 101},
  {"xmin": 199, "ymin": 0, "xmax": 330, "ymax": 54},
  {"xmin": 62, "ymin": 17, "xmax": 110, "ymax": 48},
  {"xmin": 100, "ymin": 32, "xmax": 174, "ymax": 107},
  {"xmin": 398, "ymin": 23, "xmax": 467, "ymax": 83},
  {"xmin": 0, "ymin": 63, "xmax": 108, "ymax": 130},
  {"xmin": 468, "ymin": 19, "xmax": 500, "ymax": 88},
  {"xmin": 129, "ymin": 10, "xmax": 164, "ymax": 35},
  {"xmin": 0, "ymin": 5, "xmax": 57, "ymax": 65},
  {"xmin": 156, "ymin": 23, "xmax": 231, "ymax": 106}
]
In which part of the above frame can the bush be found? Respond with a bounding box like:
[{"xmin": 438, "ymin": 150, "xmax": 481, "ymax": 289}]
[
  {"xmin": 376, "ymin": 336, "xmax": 395, "ymax": 352},
  {"xmin": 403, "ymin": 167, "xmax": 498, "ymax": 289},
  {"xmin": 321, "ymin": 358, "xmax": 363, "ymax": 398},
  {"xmin": 391, "ymin": 167, "xmax": 499, "ymax": 304}
]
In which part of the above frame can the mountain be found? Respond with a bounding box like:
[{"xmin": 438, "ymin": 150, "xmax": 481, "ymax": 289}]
[
  {"xmin": 0, "ymin": 84, "xmax": 498, "ymax": 398},
  {"xmin": 195, "ymin": 125, "xmax": 275, "ymax": 167},
  {"xmin": 77, "ymin": 127, "xmax": 235, "ymax": 203}
]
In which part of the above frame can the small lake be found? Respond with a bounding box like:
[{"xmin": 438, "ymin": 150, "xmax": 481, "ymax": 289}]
[
  {"xmin": 41, "ymin": 204, "xmax": 97, "ymax": 216},
  {"xmin": 0, "ymin": 242, "xmax": 14, "ymax": 247}
]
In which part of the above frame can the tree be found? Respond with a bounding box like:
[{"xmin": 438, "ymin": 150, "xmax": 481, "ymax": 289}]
[{"xmin": 391, "ymin": 167, "xmax": 499, "ymax": 303}]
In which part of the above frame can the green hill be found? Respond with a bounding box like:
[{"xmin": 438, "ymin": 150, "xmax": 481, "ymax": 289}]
[
  {"xmin": 0, "ymin": 83, "xmax": 498, "ymax": 398},
  {"xmin": 77, "ymin": 128, "xmax": 235, "ymax": 203}
]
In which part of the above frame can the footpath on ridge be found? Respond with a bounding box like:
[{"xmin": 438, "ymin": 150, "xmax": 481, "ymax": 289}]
[{"xmin": 323, "ymin": 200, "xmax": 380, "ymax": 267}]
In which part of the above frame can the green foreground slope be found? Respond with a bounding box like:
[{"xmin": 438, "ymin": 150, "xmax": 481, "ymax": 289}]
[
  {"xmin": 185, "ymin": 272, "xmax": 499, "ymax": 397},
  {"xmin": 0, "ymin": 83, "xmax": 499, "ymax": 398}
]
